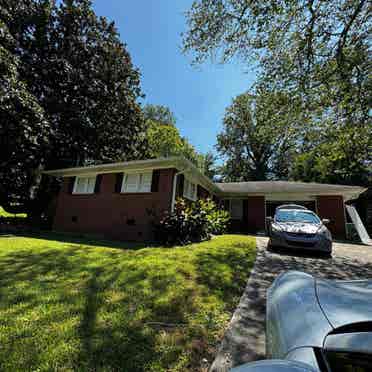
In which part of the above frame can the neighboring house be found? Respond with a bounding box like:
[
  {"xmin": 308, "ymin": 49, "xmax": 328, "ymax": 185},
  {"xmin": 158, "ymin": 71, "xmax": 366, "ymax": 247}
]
[{"xmin": 44, "ymin": 157, "xmax": 366, "ymax": 241}]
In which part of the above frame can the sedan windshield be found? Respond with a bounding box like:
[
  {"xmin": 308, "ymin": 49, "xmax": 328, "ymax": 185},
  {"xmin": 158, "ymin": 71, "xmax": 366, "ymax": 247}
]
[{"xmin": 275, "ymin": 210, "xmax": 321, "ymax": 224}]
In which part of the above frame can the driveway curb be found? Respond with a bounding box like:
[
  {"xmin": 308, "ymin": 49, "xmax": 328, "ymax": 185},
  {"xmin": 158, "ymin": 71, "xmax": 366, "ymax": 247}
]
[{"xmin": 210, "ymin": 237, "xmax": 267, "ymax": 371}]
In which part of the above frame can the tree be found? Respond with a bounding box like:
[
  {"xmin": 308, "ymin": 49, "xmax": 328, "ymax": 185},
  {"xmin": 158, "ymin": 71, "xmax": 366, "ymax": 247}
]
[
  {"xmin": 183, "ymin": 0, "xmax": 371, "ymax": 185},
  {"xmin": 146, "ymin": 120, "xmax": 183, "ymax": 157},
  {"xmin": 202, "ymin": 152, "xmax": 217, "ymax": 180},
  {"xmin": 143, "ymin": 104, "xmax": 176, "ymax": 126},
  {"xmin": 0, "ymin": 16, "xmax": 50, "ymax": 213},
  {"xmin": 183, "ymin": 0, "xmax": 369, "ymax": 95},
  {"xmin": 179, "ymin": 137, "xmax": 205, "ymax": 170},
  {"xmin": 144, "ymin": 104, "xmax": 209, "ymax": 171},
  {"xmin": 291, "ymin": 125, "xmax": 371, "ymax": 185},
  {"xmin": 217, "ymin": 89, "xmax": 298, "ymax": 181},
  {"xmin": 0, "ymin": 0, "xmax": 147, "ymax": 214},
  {"xmin": 146, "ymin": 118, "xmax": 206, "ymax": 168}
]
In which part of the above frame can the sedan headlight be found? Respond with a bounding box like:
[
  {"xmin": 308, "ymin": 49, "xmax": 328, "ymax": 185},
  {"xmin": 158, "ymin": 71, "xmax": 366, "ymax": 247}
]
[
  {"xmin": 271, "ymin": 223, "xmax": 282, "ymax": 233},
  {"xmin": 319, "ymin": 225, "xmax": 331, "ymax": 240}
]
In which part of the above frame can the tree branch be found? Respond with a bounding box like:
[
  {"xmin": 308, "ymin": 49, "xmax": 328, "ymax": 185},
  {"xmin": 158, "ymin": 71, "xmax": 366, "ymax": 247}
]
[{"xmin": 336, "ymin": 0, "xmax": 367, "ymax": 64}]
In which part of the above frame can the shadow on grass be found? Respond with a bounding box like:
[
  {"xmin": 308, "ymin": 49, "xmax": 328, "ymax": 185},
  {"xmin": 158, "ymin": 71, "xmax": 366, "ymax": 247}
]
[
  {"xmin": 0, "ymin": 244, "xmax": 200, "ymax": 371},
  {"xmin": 0, "ymin": 248, "xmax": 162, "ymax": 371},
  {"xmin": 7, "ymin": 230, "xmax": 159, "ymax": 250},
  {"xmin": 195, "ymin": 244, "xmax": 256, "ymax": 312},
  {"xmin": 0, "ymin": 234, "xmax": 258, "ymax": 371}
]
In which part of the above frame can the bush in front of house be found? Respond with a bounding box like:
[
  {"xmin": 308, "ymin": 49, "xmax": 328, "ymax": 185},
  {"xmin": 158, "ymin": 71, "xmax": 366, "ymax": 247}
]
[
  {"xmin": 155, "ymin": 198, "xmax": 230, "ymax": 246},
  {"xmin": 199, "ymin": 198, "xmax": 230, "ymax": 235}
]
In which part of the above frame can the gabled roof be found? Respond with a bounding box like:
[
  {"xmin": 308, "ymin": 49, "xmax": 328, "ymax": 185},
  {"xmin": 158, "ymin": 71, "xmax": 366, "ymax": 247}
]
[
  {"xmin": 43, "ymin": 157, "xmax": 367, "ymax": 200},
  {"xmin": 43, "ymin": 157, "xmax": 221, "ymax": 194}
]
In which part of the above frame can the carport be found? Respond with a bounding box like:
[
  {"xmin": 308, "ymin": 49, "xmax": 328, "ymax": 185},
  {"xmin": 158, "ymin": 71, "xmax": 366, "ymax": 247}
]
[{"xmin": 217, "ymin": 181, "xmax": 366, "ymax": 240}]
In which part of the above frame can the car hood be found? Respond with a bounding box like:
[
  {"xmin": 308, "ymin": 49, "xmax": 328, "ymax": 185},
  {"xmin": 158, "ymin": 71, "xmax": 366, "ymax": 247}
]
[
  {"xmin": 275, "ymin": 222, "xmax": 321, "ymax": 234},
  {"xmin": 316, "ymin": 278, "xmax": 372, "ymax": 329},
  {"xmin": 266, "ymin": 272, "xmax": 333, "ymax": 359}
]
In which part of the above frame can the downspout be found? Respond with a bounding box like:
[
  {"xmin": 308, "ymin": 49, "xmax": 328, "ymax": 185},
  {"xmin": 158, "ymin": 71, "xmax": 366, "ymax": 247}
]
[{"xmin": 171, "ymin": 170, "xmax": 186, "ymax": 212}]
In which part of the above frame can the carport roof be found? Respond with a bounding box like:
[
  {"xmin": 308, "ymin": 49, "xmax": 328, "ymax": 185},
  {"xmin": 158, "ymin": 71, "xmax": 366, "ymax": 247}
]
[{"xmin": 216, "ymin": 181, "xmax": 366, "ymax": 201}]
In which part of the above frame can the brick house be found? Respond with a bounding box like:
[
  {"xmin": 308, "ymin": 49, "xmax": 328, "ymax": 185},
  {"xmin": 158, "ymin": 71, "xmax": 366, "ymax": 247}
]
[{"xmin": 44, "ymin": 157, "xmax": 366, "ymax": 241}]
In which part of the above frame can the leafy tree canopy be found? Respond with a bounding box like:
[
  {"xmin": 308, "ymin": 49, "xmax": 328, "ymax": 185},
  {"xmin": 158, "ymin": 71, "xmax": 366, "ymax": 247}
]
[
  {"xmin": 184, "ymin": 0, "xmax": 371, "ymax": 185},
  {"xmin": 143, "ymin": 104, "xmax": 176, "ymax": 126},
  {"xmin": 217, "ymin": 88, "xmax": 299, "ymax": 181},
  {"xmin": 1, "ymin": 0, "xmax": 147, "ymax": 214},
  {"xmin": 144, "ymin": 104, "xmax": 213, "ymax": 173},
  {"xmin": 202, "ymin": 151, "xmax": 218, "ymax": 180},
  {"xmin": 0, "ymin": 18, "xmax": 49, "ymax": 213}
]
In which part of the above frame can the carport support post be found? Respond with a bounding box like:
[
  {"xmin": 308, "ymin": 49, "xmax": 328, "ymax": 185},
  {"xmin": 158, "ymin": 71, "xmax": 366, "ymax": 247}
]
[
  {"xmin": 316, "ymin": 195, "xmax": 346, "ymax": 239},
  {"xmin": 246, "ymin": 196, "xmax": 266, "ymax": 234}
]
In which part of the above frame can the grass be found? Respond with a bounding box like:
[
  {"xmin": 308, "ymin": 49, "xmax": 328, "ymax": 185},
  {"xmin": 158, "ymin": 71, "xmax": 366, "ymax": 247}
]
[
  {"xmin": 0, "ymin": 206, "xmax": 27, "ymax": 218},
  {"xmin": 0, "ymin": 234, "xmax": 256, "ymax": 372}
]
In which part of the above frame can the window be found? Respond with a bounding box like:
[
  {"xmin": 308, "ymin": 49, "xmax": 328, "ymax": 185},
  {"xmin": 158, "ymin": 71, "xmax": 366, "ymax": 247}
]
[
  {"xmin": 230, "ymin": 199, "xmax": 243, "ymax": 219},
  {"xmin": 121, "ymin": 171, "xmax": 153, "ymax": 193},
  {"xmin": 275, "ymin": 210, "xmax": 321, "ymax": 224},
  {"xmin": 183, "ymin": 178, "xmax": 197, "ymax": 201},
  {"xmin": 73, "ymin": 176, "xmax": 96, "ymax": 194}
]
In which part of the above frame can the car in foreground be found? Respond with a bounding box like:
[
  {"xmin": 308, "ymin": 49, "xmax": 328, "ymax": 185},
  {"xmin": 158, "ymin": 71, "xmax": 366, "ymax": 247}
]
[
  {"xmin": 232, "ymin": 271, "xmax": 372, "ymax": 371},
  {"xmin": 267, "ymin": 205, "xmax": 332, "ymax": 255}
]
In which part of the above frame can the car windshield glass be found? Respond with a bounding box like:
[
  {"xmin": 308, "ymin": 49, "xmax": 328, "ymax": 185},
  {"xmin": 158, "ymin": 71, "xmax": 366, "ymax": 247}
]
[
  {"xmin": 325, "ymin": 351, "xmax": 372, "ymax": 372},
  {"xmin": 275, "ymin": 210, "xmax": 320, "ymax": 224}
]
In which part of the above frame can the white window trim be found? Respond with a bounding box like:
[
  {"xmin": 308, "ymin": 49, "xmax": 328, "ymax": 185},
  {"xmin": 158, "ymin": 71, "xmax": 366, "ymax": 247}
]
[
  {"xmin": 120, "ymin": 171, "xmax": 153, "ymax": 193},
  {"xmin": 183, "ymin": 178, "xmax": 197, "ymax": 201},
  {"xmin": 72, "ymin": 175, "xmax": 96, "ymax": 194}
]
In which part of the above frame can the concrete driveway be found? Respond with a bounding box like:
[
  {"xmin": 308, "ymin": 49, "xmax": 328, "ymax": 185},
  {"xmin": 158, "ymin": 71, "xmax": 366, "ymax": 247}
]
[{"xmin": 211, "ymin": 237, "xmax": 372, "ymax": 372}]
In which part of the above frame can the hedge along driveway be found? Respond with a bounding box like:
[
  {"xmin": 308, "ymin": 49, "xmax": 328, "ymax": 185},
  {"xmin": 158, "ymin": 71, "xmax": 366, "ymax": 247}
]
[{"xmin": 0, "ymin": 234, "xmax": 256, "ymax": 372}]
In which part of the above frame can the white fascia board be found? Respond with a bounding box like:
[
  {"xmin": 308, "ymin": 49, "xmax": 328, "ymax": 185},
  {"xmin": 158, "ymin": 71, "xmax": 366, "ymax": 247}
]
[
  {"xmin": 43, "ymin": 157, "xmax": 181, "ymax": 177},
  {"xmin": 43, "ymin": 156, "xmax": 221, "ymax": 196},
  {"xmin": 219, "ymin": 189, "xmax": 367, "ymax": 201}
]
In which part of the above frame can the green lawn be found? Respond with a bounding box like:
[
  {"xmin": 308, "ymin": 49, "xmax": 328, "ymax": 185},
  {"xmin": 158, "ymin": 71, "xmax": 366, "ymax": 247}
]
[
  {"xmin": 0, "ymin": 234, "xmax": 256, "ymax": 372},
  {"xmin": 0, "ymin": 206, "xmax": 27, "ymax": 218}
]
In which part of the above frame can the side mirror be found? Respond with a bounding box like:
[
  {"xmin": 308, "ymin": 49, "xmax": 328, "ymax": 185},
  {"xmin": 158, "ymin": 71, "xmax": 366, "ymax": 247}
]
[
  {"xmin": 322, "ymin": 218, "xmax": 330, "ymax": 225},
  {"xmin": 266, "ymin": 217, "xmax": 273, "ymax": 236}
]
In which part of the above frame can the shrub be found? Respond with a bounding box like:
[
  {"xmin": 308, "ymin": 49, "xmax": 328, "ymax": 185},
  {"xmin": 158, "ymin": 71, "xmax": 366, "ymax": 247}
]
[
  {"xmin": 155, "ymin": 198, "xmax": 230, "ymax": 246},
  {"xmin": 199, "ymin": 198, "xmax": 230, "ymax": 235}
]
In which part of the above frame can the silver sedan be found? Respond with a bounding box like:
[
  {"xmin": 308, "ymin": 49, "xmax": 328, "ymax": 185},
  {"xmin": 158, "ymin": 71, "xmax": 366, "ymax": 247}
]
[
  {"xmin": 232, "ymin": 271, "xmax": 372, "ymax": 371},
  {"xmin": 267, "ymin": 206, "xmax": 332, "ymax": 255}
]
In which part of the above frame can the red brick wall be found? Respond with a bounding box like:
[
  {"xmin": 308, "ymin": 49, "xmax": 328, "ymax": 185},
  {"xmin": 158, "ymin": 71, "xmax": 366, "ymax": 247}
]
[
  {"xmin": 246, "ymin": 196, "xmax": 266, "ymax": 233},
  {"xmin": 316, "ymin": 195, "xmax": 346, "ymax": 239},
  {"xmin": 53, "ymin": 168, "xmax": 176, "ymax": 241}
]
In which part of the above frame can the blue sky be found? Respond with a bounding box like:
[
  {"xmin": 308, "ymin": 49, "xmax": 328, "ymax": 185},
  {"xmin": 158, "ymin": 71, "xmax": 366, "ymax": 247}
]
[{"xmin": 93, "ymin": 0, "xmax": 256, "ymax": 158}]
